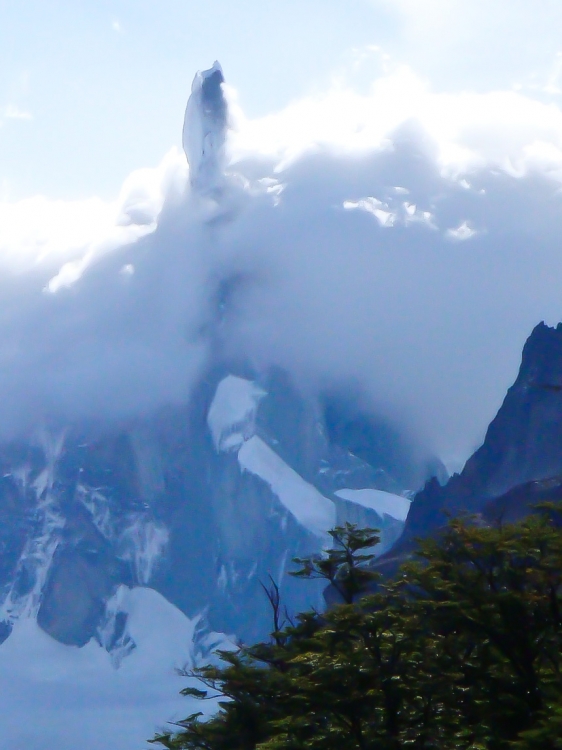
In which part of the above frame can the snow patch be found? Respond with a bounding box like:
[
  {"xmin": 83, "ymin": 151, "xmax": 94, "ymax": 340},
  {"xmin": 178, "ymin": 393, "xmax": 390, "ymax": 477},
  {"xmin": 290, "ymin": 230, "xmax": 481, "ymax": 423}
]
[
  {"xmin": 238, "ymin": 435, "xmax": 336, "ymax": 536},
  {"xmin": 207, "ymin": 375, "xmax": 266, "ymax": 452},
  {"xmin": 33, "ymin": 427, "xmax": 66, "ymax": 498},
  {"xmin": 0, "ymin": 431, "xmax": 69, "ymax": 622},
  {"xmin": 0, "ymin": 589, "xmax": 233, "ymax": 750},
  {"xmin": 100, "ymin": 586, "xmax": 199, "ymax": 671},
  {"xmin": 335, "ymin": 488, "xmax": 411, "ymax": 522},
  {"xmin": 0, "ymin": 498, "xmax": 65, "ymax": 622}
]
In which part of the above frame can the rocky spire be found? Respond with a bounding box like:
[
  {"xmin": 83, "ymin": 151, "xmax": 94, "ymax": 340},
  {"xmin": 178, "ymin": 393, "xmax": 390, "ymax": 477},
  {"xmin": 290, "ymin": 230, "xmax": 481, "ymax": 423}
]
[{"xmin": 182, "ymin": 61, "xmax": 227, "ymax": 195}]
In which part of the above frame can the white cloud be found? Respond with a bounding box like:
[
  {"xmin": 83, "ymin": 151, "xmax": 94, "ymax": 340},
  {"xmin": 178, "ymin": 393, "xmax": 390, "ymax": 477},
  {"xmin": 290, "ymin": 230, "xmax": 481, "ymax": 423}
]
[
  {"xmin": 2, "ymin": 68, "xmax": 562, "ymax": 468},
  {"xmin": 228, "ymin": 66, "xmax": 562, "ymax": 185},
  {"xmin": 220, "ymin": 72, "xmax": 562, "ymax": 464},
  {"xmin": 0, "ymin": 146, "xmax": 200, "ymax": 435},
  {"xmin": 2, "ymin": 103, "xmax": 31, "ymax": 121},
  {"xmin": 446, "ymin": 221, "xmax": 478, "ymax": 242},
  {"xmin": 344, "ymin": 197, "xmax": 397, "ymax": 227}
]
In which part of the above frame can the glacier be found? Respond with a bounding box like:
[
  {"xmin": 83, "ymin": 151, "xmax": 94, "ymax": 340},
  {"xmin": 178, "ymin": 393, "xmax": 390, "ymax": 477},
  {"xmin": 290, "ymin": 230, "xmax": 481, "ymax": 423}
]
[
  {"xmin": 238, "ymin": 435, "xmax": 337, "ymax": 537},
  {"xmin": 335, "ymin": 488, "xmax": 411, "ymax": 522}
]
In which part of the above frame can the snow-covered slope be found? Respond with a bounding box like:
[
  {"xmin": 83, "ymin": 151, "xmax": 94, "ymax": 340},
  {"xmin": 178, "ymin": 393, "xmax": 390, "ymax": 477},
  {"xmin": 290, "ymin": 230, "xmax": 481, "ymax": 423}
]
[
  {"xmin": 239, "ymin": 435, "xmax": 336, "ymax": 537},
  {"xmin": 0, "ymin": 587, "xmax": 231, "ymax": 750},
  {"xmin": 207, "ymin": 374, "xmax": 266, "ymax": 452},
  {"xmin": 207, "ymin": 371, "xmax": 413, "ymax": 554},
  {"xmin": 335, "ymin": 488, "xmax": 411, "ymax": 522}
]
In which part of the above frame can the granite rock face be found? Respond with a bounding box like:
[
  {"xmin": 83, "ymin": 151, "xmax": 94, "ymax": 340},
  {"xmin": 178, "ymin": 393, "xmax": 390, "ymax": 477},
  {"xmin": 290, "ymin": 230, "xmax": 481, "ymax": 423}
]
[
  {"xmin": 0, "ymin": 360, "xmax": 432, "ymax": 652},
  {"xmin": 482, "ymin": 476, "xmax": 562, "ymax": 525},
  {"xmin": 396, "ymin": 322, "xmax": 562, "ymax": 553}
]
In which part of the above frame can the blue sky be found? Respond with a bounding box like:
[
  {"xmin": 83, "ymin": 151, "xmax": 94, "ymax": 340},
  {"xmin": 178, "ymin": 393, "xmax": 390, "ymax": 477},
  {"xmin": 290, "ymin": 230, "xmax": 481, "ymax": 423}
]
[
  {"xmin": 4, "ymin": 0, "xmax": 562, "ymax": 200},
  {"xmin": 0, "ymin": 0, "xmax": 391, "ymax": 198}
]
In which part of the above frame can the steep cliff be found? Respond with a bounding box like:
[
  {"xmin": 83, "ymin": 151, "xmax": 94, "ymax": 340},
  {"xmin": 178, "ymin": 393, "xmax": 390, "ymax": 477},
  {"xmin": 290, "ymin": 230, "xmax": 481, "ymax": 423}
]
[{"xmin": 396, "ymin": 322, "xmax": 562, "ymax": 553}]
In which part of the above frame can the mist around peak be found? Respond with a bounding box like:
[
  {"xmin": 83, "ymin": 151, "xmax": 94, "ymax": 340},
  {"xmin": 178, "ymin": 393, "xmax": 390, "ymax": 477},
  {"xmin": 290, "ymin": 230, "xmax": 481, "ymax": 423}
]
[{"xmin": 0, "ymin": 65, "xmax": 562, "ymax": 468}]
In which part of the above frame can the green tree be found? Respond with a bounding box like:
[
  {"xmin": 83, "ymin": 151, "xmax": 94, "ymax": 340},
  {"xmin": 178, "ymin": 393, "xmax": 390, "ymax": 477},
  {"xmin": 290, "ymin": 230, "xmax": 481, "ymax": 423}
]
[
  {"xmin": 291, "ymin": 523, "xmax": 380, "ymax": 604},
  {"xmin": 402, "ymin": 508, "xmax": 562, "ymax": 747},
  {"xmin": 511, "ymin": 702, "xmax": 562, "ymax": 749},
  {"xmin": 150, "ymin": 510, "xmax": 562, "ymax": 750}
]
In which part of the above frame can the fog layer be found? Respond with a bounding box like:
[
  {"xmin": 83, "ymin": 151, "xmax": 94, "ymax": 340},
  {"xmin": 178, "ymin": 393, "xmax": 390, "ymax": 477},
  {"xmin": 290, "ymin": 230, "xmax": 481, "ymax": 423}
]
[{"xmin": 2, "ymin": 67, "xmax": 562, "ymax": 467}]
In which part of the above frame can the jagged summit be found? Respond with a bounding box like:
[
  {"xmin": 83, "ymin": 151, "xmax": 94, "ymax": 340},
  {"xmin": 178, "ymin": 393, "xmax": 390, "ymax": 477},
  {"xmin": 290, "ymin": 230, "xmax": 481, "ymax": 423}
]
[
  {"xmin": 394, "ymin": 320, "xmax": 562, "ymax": 552},
  {"xmin": 183, "ymin": 61, "xmax": 227, "ymax": 195},
  {"xmin": 515, "ymin": 320, "xmax": 562, "ymax": 389}
]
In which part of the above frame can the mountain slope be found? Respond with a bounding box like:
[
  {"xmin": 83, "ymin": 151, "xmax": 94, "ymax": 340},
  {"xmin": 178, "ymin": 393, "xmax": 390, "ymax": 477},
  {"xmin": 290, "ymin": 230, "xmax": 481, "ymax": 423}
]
[{"xmin": 395, "ymin": 321, "xmax": 562, "ymax": 555}]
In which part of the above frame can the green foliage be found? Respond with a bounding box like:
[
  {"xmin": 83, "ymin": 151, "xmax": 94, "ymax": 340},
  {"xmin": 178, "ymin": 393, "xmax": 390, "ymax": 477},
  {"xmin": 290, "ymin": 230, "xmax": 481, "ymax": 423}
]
[
  {"xmin": 150, "ymin": 512, "xmax": 562, "ymax": 750},
  {"xmin": 291, "ymin": 523, "xmax": 381, "ymax": 604},
  {"xmin": 511, "ymin": 702, "xmax": 562, "ymax": 749}
]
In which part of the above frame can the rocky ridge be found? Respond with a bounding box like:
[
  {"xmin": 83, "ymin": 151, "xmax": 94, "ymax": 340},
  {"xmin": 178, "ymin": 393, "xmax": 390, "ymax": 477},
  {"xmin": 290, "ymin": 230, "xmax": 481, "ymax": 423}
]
[{"xmin": 393, "ymin": 322, "xmax": 562, "ymax": 557}]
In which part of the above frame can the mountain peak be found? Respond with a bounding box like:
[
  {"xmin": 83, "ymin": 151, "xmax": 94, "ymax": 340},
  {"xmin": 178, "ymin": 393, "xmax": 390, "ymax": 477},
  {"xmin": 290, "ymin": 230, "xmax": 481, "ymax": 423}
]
[
  {"xmin": 393, "ymin": 319, "xmax": 562, "ymax": 554},
  {"xmin": 517, "ymin": 321, "xmax": 562, "ymax": 389},
  {"xmin": 182, "ymin": 61, "xmax": 228, "ymax": 195}
]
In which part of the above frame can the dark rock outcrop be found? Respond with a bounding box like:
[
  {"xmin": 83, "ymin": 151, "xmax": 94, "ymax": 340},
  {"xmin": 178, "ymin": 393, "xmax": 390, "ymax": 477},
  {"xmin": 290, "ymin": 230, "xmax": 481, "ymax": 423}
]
[
  {"xmin": 37, "ymin": 504, "xmax": 127, "ymax": 646},
  {"xmin": 392, "ymin": 322, "xmax": 562, "ymax": 556},
  {"xmin": 482, "ymin": 476, "xmax": 562, "ymax": 525}
]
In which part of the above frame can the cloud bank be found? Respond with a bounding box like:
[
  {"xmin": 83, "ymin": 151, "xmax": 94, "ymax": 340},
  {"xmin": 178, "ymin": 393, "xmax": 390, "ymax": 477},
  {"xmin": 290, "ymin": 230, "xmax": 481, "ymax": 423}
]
[{"xmin": 2, "ymin": 66, "xmax": 562, "ymax": 467}]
